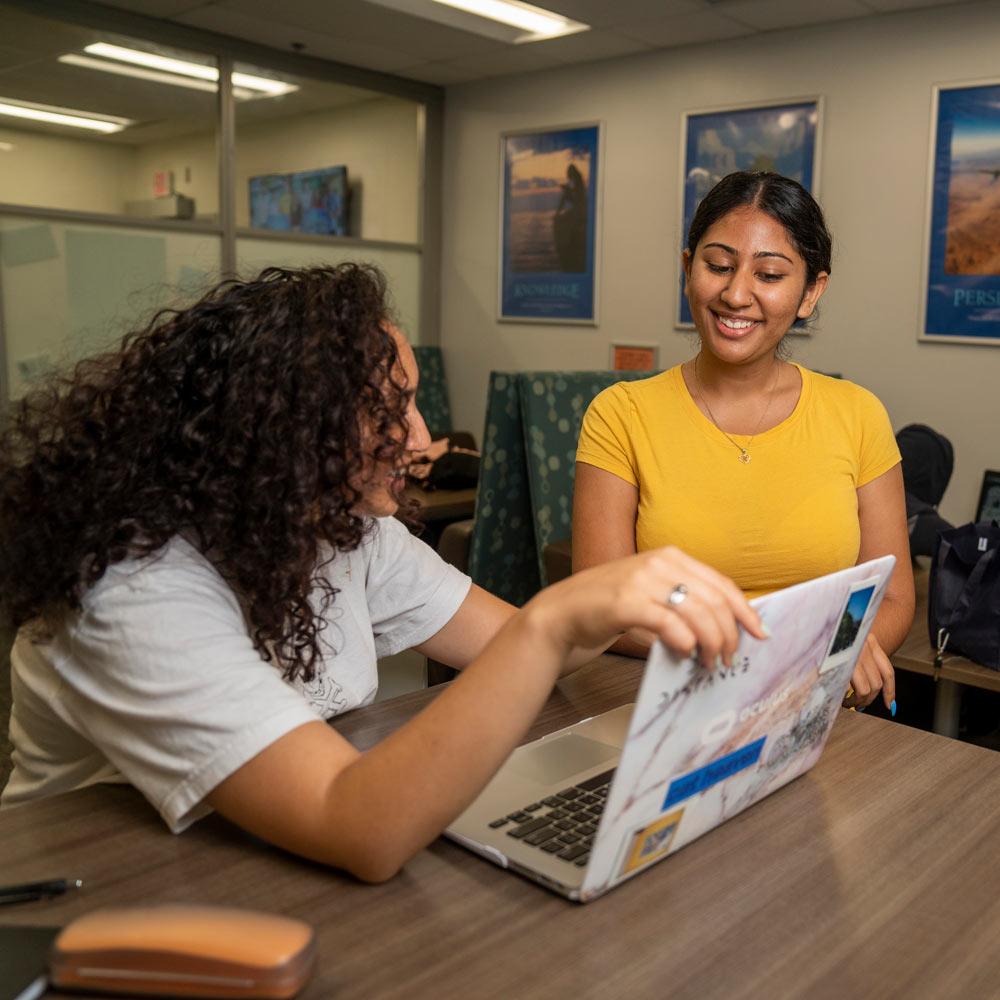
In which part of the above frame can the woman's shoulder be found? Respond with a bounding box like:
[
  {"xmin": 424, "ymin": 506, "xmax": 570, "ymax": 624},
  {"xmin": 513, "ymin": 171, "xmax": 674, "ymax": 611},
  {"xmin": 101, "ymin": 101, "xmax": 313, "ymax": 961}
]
[
  {"xmin": 84, "ymin": 535, "xmax": 239, "ymax": 611},
  {"xmin": 801, "ymin": 367, "xmax": 888, "ymax": 416},
  {"xmin": 590, "ymin": 366, "xmax": 681, "ymax": 411}
]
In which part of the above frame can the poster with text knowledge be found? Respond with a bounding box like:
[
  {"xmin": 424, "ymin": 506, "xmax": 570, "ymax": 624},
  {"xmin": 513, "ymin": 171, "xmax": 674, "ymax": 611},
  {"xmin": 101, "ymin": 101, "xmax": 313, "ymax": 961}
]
[{"xmin": 499, "ymin": 124, "xmax": 599, "ymax": 323}]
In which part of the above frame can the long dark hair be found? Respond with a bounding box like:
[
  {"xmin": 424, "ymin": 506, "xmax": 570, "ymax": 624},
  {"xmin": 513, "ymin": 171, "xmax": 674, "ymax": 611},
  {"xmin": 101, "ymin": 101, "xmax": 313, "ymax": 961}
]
[
  {"xmin": 0, "ymin": 264, "xmax": 409, "ymax": 681},
  {"xmin": 687, "ymin": 171, "xmax": 833, "ymax": 284}
]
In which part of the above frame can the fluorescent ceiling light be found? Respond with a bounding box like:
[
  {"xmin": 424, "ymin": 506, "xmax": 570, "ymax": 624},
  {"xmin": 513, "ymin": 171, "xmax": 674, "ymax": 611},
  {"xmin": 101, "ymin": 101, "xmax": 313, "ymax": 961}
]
[
  {"xmin": 0, "ymin": 97, "xmax": 131, "ymax": 133},
  {"xmin": 428, "ymin": 0, "xmax": 585, "ymax": 39},
  {"xmin": 82, "ymin": 43, "xmax": 298, "ymax": 97},
  {"xmin": 59, "ymin": 54, "xmax": 256, "ymax": 100}
]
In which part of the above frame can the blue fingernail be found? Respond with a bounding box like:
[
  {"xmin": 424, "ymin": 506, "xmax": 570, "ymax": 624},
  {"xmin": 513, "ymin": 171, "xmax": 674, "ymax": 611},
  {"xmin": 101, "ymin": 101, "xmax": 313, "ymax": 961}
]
[
  {"xmin": 857, "ymin": 705, "xmax": 866, "ymax": 713},
  {"xmin": 890, "ymin": 700, "xmax": 897, "ymax": 718},
  {"xmin": 761, "ymin": 623, "xmax": 772, "ymax": 638}
]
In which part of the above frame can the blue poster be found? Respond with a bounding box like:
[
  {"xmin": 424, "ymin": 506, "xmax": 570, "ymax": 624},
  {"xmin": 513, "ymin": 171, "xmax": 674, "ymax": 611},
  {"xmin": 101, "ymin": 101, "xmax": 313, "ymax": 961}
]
[
  {"xmin": 500, "ymin": 124, "xmax": 599, "ymax": 323},
  {"xmin": 678, "ymin": 101, "xmax": 819, "ymax": 326},
  {"xmin": 924, "ymin": 82, "xmax": 1000, "ymax": 342}
]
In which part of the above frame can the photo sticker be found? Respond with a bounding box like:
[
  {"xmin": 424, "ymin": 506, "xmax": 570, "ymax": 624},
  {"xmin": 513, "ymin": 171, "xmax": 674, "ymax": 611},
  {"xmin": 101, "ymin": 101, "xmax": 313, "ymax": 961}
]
[
  {"xmin": 819, "ymin": 576, "xmax": 880, "ymax": 674},
  {"xmin": 620, "ymin": 809, "xmax": 685, "ymax": 877}
]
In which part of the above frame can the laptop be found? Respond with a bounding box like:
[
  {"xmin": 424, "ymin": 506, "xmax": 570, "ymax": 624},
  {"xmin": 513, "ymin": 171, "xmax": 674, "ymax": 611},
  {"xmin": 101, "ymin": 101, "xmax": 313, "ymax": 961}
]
[
  {"xmin": 446, "ymin": 555, "xmax": 895, "ymax": 902},
  {"xmin": 976, "ymin": 470, "xmax": 1000, "ymax": 524}
]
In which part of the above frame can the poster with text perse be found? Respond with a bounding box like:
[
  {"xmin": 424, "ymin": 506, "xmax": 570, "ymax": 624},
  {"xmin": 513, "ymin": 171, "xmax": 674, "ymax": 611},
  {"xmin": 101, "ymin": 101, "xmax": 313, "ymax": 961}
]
[
  {"xmin": 678, "ymin": 99, "xmax": 820, "ymax": 328},
  {"xmin": 499, "ymin": 123, "xmax": 600, "ymax": 324},
  {"xmin": 921, "ymin": 79, "xmax": 1000, "ymax": 344}
]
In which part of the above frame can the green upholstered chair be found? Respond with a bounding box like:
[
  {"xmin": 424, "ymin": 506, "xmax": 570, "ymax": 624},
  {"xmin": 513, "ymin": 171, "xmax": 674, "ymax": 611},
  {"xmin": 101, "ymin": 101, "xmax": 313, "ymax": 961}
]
[
  {"xmin": 467, "ymin": 372, "xmax": 540, "ymax": 606},
  {"xmin": 466, "ymin": 369, "xmax": 659, "ymax": 606},
  {"xmin": 411, "ymin": 345, "xmax": 453, "ymax": 438},
  {"xmin": 518, "ymin": 370, "xmax": 655, "ymax": 587}
]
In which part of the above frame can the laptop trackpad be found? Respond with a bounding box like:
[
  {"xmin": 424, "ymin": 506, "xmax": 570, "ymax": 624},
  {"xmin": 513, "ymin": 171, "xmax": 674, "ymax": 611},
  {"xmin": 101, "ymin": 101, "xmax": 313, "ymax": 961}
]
[{"xmin": 507, "ymin": 734, "xmax": 619, "ymax": 786}]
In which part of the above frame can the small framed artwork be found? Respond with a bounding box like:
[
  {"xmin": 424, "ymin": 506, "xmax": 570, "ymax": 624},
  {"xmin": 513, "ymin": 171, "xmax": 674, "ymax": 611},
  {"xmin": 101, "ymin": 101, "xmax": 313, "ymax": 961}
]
[
  {"xmin": 498, "ymin": 122, "xmax": 602, "ymax": 324},
  {"xmin": 610, "ymin": 342, "xmax": 658, "ymax": 371},
  {"xmin": 920, "ymin": 79, "xmax": 1000, "ymax": 344},
  {"xmin": 677, "ymin": 98, "xmax": 822, "ymax": 328},
  {"xmin": 976, "ymin": 470, "xmax": 1000, "ymax": 523}
]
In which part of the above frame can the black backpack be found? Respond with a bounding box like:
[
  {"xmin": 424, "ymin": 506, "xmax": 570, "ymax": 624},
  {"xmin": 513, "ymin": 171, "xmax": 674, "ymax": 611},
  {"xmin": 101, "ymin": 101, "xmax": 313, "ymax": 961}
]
[{"xmin": 896, "ymin": 424, "xmax": 954, "ymax": 559}]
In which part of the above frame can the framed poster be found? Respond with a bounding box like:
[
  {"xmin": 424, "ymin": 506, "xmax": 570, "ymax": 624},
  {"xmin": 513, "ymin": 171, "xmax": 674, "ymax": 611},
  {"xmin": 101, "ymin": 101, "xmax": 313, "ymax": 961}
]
[
  {"xmin": 677, "ymin": 98, "xmax": 822, "ymax": 327},
  {"xmin": 920, "ymin": 79, "xmax": 1000, "ymax": 344},
  {"xmin": 498, "ymin": 123, "xmax": 601, "ymax": 324},
  {"xmin": 610, "ymin": 342, "xmax": 658, "ymax": 371}
]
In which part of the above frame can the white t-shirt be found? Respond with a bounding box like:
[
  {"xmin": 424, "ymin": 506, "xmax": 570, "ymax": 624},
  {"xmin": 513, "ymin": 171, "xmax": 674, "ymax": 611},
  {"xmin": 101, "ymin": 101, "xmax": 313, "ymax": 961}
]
[{"xmin": 2, "ymin": 517, "xmax": 471, "ymax": 833}]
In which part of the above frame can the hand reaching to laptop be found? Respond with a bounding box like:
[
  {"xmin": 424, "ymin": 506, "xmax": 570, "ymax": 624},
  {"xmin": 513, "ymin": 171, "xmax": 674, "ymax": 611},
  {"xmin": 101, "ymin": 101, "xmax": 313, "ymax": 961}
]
[{"xmin": 520, "ymin": 546, "xmax": 768, "ymax": 676}]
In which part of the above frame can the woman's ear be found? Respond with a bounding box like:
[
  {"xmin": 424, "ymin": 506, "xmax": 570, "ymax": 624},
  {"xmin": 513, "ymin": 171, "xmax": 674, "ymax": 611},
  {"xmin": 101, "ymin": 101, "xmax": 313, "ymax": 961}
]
[
  {"xmin": 682, "ymin": 248, "xmax": 693, "ymax": 280},
  {"xmin": 797, "ymin": 271, "xmax": 829, "ymax": 319}
]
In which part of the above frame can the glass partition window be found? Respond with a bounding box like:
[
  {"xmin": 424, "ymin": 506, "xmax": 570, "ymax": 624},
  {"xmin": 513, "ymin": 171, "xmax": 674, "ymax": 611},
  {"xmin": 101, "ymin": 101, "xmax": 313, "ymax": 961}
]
[
  {"xmin": 0, "ymin": 215, "xmax": 220, "ymax": 397},
  {"xmin": 234, "ymin": 61, "xmax": 422, "ymax": 245},
  {"xmin": 0, "ymin": 4, "xmax": 219, "ymax": 223}
]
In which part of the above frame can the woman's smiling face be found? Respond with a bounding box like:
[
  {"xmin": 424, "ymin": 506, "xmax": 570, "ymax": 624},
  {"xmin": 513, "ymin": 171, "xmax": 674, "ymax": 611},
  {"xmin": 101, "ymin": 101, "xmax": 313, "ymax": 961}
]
[{"xmin": 683, "ymin": 205, "xmax": 828, "ymax": 366}]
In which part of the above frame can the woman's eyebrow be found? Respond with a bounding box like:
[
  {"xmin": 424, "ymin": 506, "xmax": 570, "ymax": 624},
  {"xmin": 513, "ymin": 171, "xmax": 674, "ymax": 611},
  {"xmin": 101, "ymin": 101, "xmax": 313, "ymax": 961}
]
[{"xmin": 703, "ymin": 241, "xmax": 792, "ymax": 264}]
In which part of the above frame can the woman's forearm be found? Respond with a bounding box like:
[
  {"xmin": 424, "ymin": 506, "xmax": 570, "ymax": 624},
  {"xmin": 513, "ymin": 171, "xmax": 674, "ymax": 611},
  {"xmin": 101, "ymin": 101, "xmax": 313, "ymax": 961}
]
[{"xmin": 869, "ymin": 591, "xmax": 915, "ymax": 656}]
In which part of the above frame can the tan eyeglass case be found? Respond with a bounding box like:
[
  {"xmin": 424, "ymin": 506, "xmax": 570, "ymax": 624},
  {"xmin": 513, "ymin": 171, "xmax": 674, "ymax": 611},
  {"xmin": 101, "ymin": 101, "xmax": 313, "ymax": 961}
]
[{"xmin": 49, "ymin": 904, "xmax": 316, "ymax": 998}]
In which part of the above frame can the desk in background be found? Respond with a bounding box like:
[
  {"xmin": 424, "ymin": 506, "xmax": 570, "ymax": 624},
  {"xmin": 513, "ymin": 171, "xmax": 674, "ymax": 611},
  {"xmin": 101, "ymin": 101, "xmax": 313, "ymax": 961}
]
[
  {"xmin": 892, "ymin": 567, "xmax": 1000, "ymax": 737},
  {"xmin": 403, "ymin": 484, "xmax": 477, "ymax": 523},
  {"xmin": 4, "ymin": 655, "xmax": 1000, "ymax": 998}
]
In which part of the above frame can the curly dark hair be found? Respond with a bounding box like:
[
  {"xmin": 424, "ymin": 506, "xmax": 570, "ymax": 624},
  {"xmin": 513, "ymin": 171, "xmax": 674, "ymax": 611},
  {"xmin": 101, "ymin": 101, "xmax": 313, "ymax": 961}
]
[{"xmin": 0, "ymin": 263, "xmax": 412, "ymax": 682}]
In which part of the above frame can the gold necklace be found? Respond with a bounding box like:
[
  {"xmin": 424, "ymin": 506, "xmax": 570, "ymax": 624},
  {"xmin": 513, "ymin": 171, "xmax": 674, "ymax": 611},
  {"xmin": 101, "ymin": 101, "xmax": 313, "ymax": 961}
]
[{"xmin": 693, "ymin": 355, "xmax": 782, "ymax": 465}]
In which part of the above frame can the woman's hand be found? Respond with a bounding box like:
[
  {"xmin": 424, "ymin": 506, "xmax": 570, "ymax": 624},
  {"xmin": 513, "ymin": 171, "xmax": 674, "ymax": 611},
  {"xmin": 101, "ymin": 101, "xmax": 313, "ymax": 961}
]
[
  {"xmin": 843, "ymin": 632, "xmax": 896, "ymax": 713},
  {"xmin": 523, "ymin": 545, "xmax": 767, "ymax": 673}
]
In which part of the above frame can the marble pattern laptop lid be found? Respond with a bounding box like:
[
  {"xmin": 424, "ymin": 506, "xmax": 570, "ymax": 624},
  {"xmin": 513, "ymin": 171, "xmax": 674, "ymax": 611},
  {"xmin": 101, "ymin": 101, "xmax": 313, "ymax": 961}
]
[{"xmin": 580, "ymin": 556, "xmax": 895, "ymax": 902}]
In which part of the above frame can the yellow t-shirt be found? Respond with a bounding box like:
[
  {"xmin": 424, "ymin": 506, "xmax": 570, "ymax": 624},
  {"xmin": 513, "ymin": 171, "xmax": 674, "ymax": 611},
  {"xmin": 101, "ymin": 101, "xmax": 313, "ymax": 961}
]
[{"xmin": 576, "ymin": 364, "xmax": 901, "ymax": 599}]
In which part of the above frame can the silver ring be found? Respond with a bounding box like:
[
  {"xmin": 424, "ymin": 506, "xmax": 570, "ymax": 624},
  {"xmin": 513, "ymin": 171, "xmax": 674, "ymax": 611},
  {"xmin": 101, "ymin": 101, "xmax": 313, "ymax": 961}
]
[{"xmin": 667, "ymin": 583, "xmax": 688, "ymax": 608}]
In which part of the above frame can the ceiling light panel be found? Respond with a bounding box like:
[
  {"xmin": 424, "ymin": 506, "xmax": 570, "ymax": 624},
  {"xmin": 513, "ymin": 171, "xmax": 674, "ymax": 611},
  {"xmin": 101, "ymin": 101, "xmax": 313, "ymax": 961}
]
[
  {"xmin": 59, "ymin": 54, "xmax": 256, "ymax": 100},
  {"xmin": 365, "ymin": 0, "xmax": 588, "ymax": 43},
  {"xmin": 82, "ymin": 43, "xmax": 298, "ymax": 96},
  {"xmin": 0, "ymin": 97, "xmax": 132, "ymax": 133}
]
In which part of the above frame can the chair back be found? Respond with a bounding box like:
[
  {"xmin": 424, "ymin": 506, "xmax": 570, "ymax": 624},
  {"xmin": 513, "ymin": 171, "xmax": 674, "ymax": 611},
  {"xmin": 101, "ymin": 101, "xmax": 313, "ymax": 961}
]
[
  {"xmin": 518, "ymin": 370, "xmax": 654, "ymax": 586},
  {"xmin": 468, "ymin": 373, "xmax": 540, "ymax": 606},
  {"xmin": 411, "ymin": 345, "xmax": 453, "ymax": 438},
  {"xmin": 468, "ymin": 369, "xmax": 658, "ymax": 604}
]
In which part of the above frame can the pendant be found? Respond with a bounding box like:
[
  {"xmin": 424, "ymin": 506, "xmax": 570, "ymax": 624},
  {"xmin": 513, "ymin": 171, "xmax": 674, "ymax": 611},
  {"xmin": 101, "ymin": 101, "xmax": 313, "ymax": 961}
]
[{"xmin": 739, "ymin": 450, "xmax": 751, "ymax": 464}]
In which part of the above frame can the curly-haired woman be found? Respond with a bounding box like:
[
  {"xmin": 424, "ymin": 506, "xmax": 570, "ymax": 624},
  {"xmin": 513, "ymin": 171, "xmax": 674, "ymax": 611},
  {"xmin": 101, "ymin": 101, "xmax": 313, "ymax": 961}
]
[{"xmin": 0, "ymin": 264, "xmax": 764, "ymax": 882}]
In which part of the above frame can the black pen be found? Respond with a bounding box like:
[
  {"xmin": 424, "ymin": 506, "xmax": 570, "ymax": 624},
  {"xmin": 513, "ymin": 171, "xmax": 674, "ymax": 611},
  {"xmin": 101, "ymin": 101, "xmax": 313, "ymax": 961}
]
[{"xmin": 0, "ymin": 877, "xmax": 83, "ymax": 905}]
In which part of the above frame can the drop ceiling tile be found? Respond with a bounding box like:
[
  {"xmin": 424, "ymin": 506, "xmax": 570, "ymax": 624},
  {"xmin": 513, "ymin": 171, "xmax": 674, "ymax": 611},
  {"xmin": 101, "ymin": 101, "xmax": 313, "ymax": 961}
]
[
  {"xmin": 617, "ymin": 9, "xmax": 755, "ymax": 47},
  {"xmin": 176, "ymin": 4, "xmax": 423, "ymax": 72},
  {"xmin": 397, "ymin": 61, "xmax": 481, "ymax": 85},
  {"xmin": 437, "ymin": 44, "xmax": 567, "ymax": 79},
  {"xmin": 543, "ymin": 0, "xmax": 706, "ymax": 30},
  {"xmin": 529, "ymin": 28, "xmax": 656, "ymax": 64},
  {"xmin": 716, "ymin": 0, "xmax": 871, "ymax": 31}
]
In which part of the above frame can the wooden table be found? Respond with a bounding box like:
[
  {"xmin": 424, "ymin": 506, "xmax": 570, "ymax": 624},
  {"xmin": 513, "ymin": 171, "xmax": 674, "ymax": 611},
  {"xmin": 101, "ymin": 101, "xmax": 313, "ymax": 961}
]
[
  {"xmin": 4, "ymin": 655, "xmax": 1000, "ymax": 999},
  {"xmin": 403, "ymin": 484, "xmax": 476, "ymax": 522},
  {"xmin": 891, "ymin": 567, "xmax": 1000, "ymax": 737}
]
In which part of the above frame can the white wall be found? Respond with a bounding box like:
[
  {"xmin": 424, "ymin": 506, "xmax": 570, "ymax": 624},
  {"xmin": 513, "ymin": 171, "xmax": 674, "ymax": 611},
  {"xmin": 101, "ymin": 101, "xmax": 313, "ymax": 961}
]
[
  {"xmin": 440, "ymin": 0, "xmax": 1000, "ymax": 525},
  {"xmin": 0, "ymin": 126, "xmax": 135, "ymax": 214}
]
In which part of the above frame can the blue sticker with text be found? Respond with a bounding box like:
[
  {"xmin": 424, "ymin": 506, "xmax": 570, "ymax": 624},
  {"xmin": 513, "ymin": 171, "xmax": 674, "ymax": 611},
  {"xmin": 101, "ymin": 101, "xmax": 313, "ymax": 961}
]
[{"xmin": 663, "ymin": 737, "xmax": 767, "ymax": 809}]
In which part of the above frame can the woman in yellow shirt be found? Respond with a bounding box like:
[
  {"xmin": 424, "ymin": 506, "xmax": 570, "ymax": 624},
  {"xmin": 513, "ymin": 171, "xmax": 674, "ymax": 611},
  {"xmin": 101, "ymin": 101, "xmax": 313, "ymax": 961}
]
[{"xmin": 575, "ymin": 171, "xmax": 914, "ymax": 713}]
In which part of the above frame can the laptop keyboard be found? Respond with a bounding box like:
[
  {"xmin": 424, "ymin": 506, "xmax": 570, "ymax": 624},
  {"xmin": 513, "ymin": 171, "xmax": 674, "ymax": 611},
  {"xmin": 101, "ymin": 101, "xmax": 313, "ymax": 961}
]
[{"xmin": 488, "ymin": 768, "xmax": 615, "ymax": 868}]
